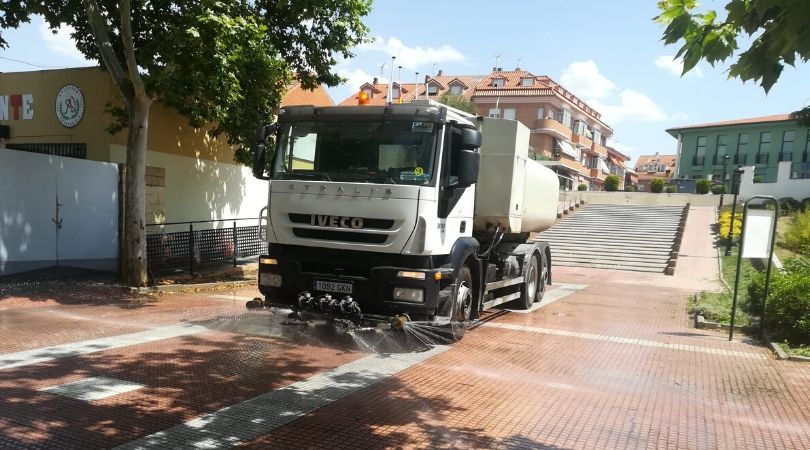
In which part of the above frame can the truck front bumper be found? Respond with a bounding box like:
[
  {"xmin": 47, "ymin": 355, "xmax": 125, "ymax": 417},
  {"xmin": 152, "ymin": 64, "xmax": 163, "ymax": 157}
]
[{"xmin": 257, "ymin": 254, "xmax": 452, "ymax": 319}]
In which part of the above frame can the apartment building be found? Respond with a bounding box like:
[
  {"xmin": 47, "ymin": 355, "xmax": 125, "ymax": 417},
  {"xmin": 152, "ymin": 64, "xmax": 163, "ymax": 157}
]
[
  {"xmin": 340, "ymin": 67, "xmax": 629, "ymax": 191},
  {"xmin": 667, "ymin": 114, "xmax": 810, "ymax": 187},
  {"xmin": 633, "ymin": 153, "xmax": 677, "ymax": 192}
]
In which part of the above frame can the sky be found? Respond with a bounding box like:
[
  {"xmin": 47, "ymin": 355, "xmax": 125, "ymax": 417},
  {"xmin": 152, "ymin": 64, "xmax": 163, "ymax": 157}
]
[{"xmin": 2, "ymin": 1, "xmax": 809, "ymax": 165}]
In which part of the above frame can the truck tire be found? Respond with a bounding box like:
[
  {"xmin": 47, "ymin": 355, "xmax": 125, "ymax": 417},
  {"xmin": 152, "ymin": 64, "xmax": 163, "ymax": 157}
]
[
  {"xmin": 536, "ymin": 253, "xmax": 548, "ymax": 303},
  {"xmin": 518, "ymin": 253, "xmax": 540, "ymax": 309},
  {"xmin": 440, "ymin": 265, "xmax": 473, "ymax": 342}
]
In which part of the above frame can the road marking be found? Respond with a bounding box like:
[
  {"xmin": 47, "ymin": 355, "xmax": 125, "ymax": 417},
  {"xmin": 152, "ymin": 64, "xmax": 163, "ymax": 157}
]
[
  {"xmin": 0, "ymin": 323, "xmax": 208, "ymax": 370},
  {"xmin": 41, "ymin": 377, "xmax": 145, "ymax": 401},
  {"xmin": 503, "ymin": 283, "xmax": 587, "ymax": 313},
  {"xmin": 115, "ymin": 346, "xmax": 448, "ymax": 449},
  {"xmin": 484, "ymin": 322, "xmax": 767, "ymax": 359}
]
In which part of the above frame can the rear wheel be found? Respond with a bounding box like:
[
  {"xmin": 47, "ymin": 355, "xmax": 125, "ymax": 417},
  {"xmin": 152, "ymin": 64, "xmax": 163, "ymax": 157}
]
[{"xmin": 518, "ymin": 254, "xmax": 540, "ymax": 309}]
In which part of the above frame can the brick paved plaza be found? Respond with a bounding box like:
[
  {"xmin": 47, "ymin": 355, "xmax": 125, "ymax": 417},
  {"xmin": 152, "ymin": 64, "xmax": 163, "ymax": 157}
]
[{"xmin": 2, "ymin": 259, "xmax": 810, "ymax": 449}]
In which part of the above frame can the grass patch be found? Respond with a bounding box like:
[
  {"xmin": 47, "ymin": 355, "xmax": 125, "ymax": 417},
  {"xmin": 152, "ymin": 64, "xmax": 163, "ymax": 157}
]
[
  {"xmin": 692, "ymin": 246, "xmax": 757, "ymax": 325},
  {"xmin": 775, "ymin": 216, "xmax": 797, "ymax": 261},
  {"xmin": 776, "ymin": 342, "xmax": 810, "ymax": 358}
]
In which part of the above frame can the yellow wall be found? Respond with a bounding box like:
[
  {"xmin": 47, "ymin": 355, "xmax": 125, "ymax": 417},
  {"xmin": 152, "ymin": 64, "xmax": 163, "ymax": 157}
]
[{"xmin": 1, "ymin": 67, "xmax": 234, "ymax": 164}]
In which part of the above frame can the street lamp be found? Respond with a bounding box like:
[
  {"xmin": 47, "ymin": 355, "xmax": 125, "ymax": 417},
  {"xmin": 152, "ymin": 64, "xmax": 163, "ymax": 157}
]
[
  {"xmin": 718, "ymin": 154, "xmax": 731, "ymax": 209},
  {"xmin": 724, "ymin": 166, "xmax": 745, "ymax": 256}
]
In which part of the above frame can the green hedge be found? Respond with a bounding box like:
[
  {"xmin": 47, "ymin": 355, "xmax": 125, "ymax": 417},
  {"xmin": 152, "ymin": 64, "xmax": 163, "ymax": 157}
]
[
  {"xmin": 696, "ymin": 179, "xmax": 711, "ymax": 194},
  {"xmin": 650, "ymin": 178, "xmax": 664, "ymax": 193}
]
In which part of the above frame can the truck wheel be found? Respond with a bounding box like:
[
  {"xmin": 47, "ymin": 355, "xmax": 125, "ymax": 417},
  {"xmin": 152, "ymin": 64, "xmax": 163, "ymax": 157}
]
[
  {"xmin": 535, "ymin": 253, "xmax": 548, "ymax": 303},
  {"xmin": 519, "ymin": 254, "xmax": 540, "ymax": 309},
  {"xmin": 439, "ymin": 265, "xmax": 472, "ymax": 342}
]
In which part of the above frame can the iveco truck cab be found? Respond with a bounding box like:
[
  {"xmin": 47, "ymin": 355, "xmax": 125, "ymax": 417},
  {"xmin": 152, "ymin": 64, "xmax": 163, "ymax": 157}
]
[{"xmin": 250, "ymin": 100, "xmax": 559, "ymax": 339}]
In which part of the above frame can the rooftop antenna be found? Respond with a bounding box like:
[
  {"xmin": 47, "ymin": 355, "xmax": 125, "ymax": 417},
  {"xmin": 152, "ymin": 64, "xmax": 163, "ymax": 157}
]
[
  {"xmin": 387, "ymin": 56, "xmax": 396, "ymax": 105},
  {"xmin": 397, "ymin": 65, "xmax": 402, "ymax": 102},
  {"xmin": 494, "ymin": 54, "xmax": 501, "ymax": 70},
  {"xmin": 432, "ymin": 62, "xmax": 436, "ymax": 76},
  {"xmin": 516, "ymin": 57, "xmax": 522, "ymax": 70},
  {"xmin": 414, "ymin": 71, "xmax": 419, "ymax": 100},
  {"xmin": 378, "ymin": 62, "xmax": 386, "ymax": 81}
]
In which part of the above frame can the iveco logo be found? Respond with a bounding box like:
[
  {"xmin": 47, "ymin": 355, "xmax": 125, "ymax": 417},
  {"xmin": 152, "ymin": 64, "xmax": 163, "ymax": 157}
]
[{"xmin": 310, "ymin": 215, "xmax": 364, "ymax": 229}]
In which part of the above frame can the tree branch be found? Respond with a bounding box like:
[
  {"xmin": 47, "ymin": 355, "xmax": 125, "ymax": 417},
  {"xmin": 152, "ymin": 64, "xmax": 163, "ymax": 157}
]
[
  {"xmin": 82, "ymin": 0, "xmax": 131, "ymax": 100},
  {"xmin": 119, "ymin": 0, "xmax": 147, "ymax": 99}
]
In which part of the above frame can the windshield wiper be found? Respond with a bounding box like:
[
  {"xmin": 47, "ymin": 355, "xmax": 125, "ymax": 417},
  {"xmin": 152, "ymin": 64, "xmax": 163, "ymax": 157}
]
[
  {"xmin": 333, "ymin": 172, "xmax": 398, "ymax": 184},
  {"xmin": 288, "ymin": 171, "xmax": 332, "ymax": 181}
]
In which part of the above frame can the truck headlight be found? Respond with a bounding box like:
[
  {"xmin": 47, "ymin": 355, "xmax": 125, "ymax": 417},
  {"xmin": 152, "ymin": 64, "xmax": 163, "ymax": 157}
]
[
  {"xmin": 393, "ymin": 287, "xmax": 424, "ymax": 303},
  {"xmin": 260, "ymin": 272, "xmax": 283, "ymax": 287}
]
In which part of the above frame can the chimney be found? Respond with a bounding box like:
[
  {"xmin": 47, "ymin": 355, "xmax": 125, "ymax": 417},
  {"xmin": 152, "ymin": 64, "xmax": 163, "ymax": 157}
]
[
  {"xmin": 373, "ymin": 77, "xmax": 378, "ymax": 85},
  {"xmin": 437, "ymin": 69, "xmax": 443, "ymax": 76},
  {"xmin": 424, "ymin": 75, "xmax": 430, "ymax": 83}
]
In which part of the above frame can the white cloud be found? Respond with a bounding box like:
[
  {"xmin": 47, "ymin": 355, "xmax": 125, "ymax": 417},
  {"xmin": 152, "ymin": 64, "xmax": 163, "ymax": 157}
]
[
  {"xmin": 654, "ymin": 55, "xmax": 702, "ymax": 77},
  {"xmin": 337, "ymin": 68, "xmax": 383, "ymax": 91},
  {"xmin": 358, "ymin": 36, "xmax": 465, "ymax": 71},
  {"xmin": 560, "ymin": 61, "xmax": 675, "ymax": 125},
  {"xmin": 560, "ymin": 60, "xmax": 617, "ymax": 100},
  {"xmin": 38, "ymin": 20, "xmax": 92, "ymax": 64}
]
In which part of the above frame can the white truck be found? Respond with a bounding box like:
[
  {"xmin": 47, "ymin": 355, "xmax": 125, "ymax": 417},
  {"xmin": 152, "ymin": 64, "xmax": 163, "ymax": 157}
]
[{"xmin": 250, "ymin": 100, "xmax": 559, "ymax": 340}]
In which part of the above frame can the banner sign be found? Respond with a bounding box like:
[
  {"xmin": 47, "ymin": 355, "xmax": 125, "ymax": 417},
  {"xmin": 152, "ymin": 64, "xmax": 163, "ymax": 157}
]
[{"xmin": 741, "ymin": 209, "xmax": 776, "ymax": 259}]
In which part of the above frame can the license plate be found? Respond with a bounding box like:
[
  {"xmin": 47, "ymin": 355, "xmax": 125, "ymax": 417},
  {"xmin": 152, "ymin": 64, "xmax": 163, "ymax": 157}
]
[{"xmin": 313, "ymin": 280, "xmax": 353, "ymax": 294}]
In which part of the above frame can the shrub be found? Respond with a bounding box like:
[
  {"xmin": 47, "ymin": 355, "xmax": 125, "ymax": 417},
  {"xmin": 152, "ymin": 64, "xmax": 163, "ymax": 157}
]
[
  {"xmin": 604, "ymin": 175, "xmax": 620, "ymax": 191},
  {"xmin": 801, "ymin": 198, "xmax": 810, "ymax": 212},
  {"xmin": 753, "ymin": 175, "xmax": 764, "ymax": 183},
  {"xmin": 650, "ymin": 178, "xmax": 664, "ymax": 193},
  {"xmin": 778, "ymin": 197, "xmax": 802, "ymax": 215},
  {"xmin": 696, "ymin": 179, "xmax": 712, "ymax": 194},
  {"xmin": 711, "ymin": 185, "xmax": 725, "ymax": 195},
  {"xmin": 624, "ymin": 185, "xmax": 636, "ymax": 192},
  {"xmin": 718, "ymin": 209, "xmax": 742, "ymax": 244},
  {"xmin": 762, "ymin": 259, "xmax": 810, "ymax": 344},
  {"xmin": 665, "ymin": 185, "xmax": 677, "ymax": 193},
  {"xmin": 577, "ymin": 183, "xmax": 588, "ymax": 191},
  {"xmin": 783, "ymin": 209, "xmax": 810, "ymax": 254}
]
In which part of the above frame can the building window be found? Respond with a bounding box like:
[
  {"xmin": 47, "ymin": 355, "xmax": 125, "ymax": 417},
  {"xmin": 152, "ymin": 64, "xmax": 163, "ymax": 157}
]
[
  {"xmin": 536, "ymin": 108, "xmax": 545, "ymax": 120},
  {"xmin": 714, "ymin": 135, "xmax": 727, "ymax": 164},
  {"xmin": 503, "ymin": 108, "xmax": 516, "ymax": 120},
  {"xmin": 572, "ymin": 120, "xmax": 587, "ymax": 136},
  {"xmin": 757, "ymin": 131, "xmax": 771, "ymax": 164},
  {"xmin": 6, "ymin": 143, "xmax": 87, "ymax": 159},
  {"xmin": 520, "ymin": 77, "xmax": 534, "ymax": 87},
  {"xmin": 694, "ymin": 136, "xmax": 706, "ymax": 165},
  {"xmin": 488, "ymin": 108, "xmax": 501, "ymax": 118},
  {"xmin": 449, "ymin": 84, "xmax": 462, "ymax": 95},
  {"xmin": 427, "ymin": 84, "xmax": 439, "ymax": 96},
  {"xmin": 735, "ymin": 133, "xmax": 749, "ymax": 164},
  {"xmin": 780, "ymin": 130, "xmax": 795, "ymax": 161},
  {"xmin": 561, "ymin": 109, "xmax": 572, "ymax": 128},
  {"xmin": 492, "ymin": 78, "xmax": 505, "ymax": 87},
  {"xmin": 791, "ymin": 162, "xmax": 810, "ymax": 179},
  {"xmin": 754, "ymin": 166, "xmax": 769, "ymax": 182},
  {"xmin": 593, "ymin": 130, "xmax": 601, "ymax": 146}
]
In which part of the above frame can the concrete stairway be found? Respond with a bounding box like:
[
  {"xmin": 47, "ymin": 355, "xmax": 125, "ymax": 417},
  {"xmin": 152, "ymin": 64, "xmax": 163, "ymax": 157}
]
[{"xmin": 535, "ymin": 203, "xmax": 686, "ymax": 273}]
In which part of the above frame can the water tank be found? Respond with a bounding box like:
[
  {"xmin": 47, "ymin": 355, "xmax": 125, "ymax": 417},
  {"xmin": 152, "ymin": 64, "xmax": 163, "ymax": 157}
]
[{"xmin": 473, "ymin": 118, "xmax": 559, "ymax": 233}]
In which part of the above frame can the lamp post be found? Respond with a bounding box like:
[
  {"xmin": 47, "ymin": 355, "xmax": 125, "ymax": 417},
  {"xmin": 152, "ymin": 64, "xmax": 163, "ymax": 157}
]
[
  {"xmin": 724, "ymin": 166, "xmax": 745, "ymax": 256},
  {"xmin": 718, "ymin": 154, "xmax": 730, "ymax": 209}
]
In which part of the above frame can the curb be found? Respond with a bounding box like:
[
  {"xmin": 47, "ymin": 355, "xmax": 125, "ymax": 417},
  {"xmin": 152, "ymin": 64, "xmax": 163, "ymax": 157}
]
[
  {"xmin": 693, "ymin": 313, "xmax": 757, "ymax": 334},
  {"xmin": 129, "ymin": 279, "xmax": 255, "ymax": 294},
  {"xmin": 767, "ymin": 340, "xmax": 789, "ymax": 360}
]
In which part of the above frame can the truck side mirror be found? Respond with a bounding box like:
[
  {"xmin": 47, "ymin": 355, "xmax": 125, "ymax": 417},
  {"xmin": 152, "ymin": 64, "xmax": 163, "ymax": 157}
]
[
  {"xmin": 456, "ymin": 149, "xmax": 480, "ymax": 188},
  {"xmin": 460, "ymin": 128, "xmax": 482, "ymax": 150},
  {"xmin": 252, "ymin": 123, "xmax": 278, "ymax": 180}
]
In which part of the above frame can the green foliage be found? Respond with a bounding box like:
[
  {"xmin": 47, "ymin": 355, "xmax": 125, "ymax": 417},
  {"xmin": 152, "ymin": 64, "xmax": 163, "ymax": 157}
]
[
  {"xmin": 438, "ymin": 93, "xmax": 477, "ymax": 114},
  {"xmin": 0, "ymin": 0, "xmax": 372, "ymax": 166},
  {"xmin": 759, "ymin": 257, "xmax": 810, "ymax": 344},
  {"xmin": 624, "ymin": 185, "xmax": 636, "ymax": 192},
  {"xmin": 665, "ymin": 185, "xmax": 677, "ymax": 193},
  {"xmin": 577, "ymin": 183, "xmax": 588, "ymax": 191},
  {"xmin": 802, "ymin": 198, "xmax": 810, "ymax": 212},
  {"xmin": 655, "ymin": 0, "xmax": 810, "ymax": 126},
  {"xmin": 779, "ymin": 197, "xmax": 802, "ymax": 215},
  {"xmin": 753, "ymin": 175, "xmax": 764, "ymax": 183},
  {"xmin": 650, "ymin": 178, "xmax": 664, "ymax": 193},
  {"xmin": 711, "ymin": 184, "xmax": 725, "ymax": 195},
  {"xmin": 604, "ymin": 175, "xmax": 620, "ymax": 191},
  {"xmin": 782, "ymin": 209, "xmax": 810, "ymax": 254},
  {"xmin": 696, "ymin": 179, "xmax": 712, "ymax": 194}
]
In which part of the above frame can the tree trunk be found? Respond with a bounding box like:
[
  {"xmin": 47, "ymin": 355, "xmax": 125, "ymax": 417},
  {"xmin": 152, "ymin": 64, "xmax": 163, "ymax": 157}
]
[{"xmin": 121, "ymin": 94, "xmax": 152, "ymax": 286}]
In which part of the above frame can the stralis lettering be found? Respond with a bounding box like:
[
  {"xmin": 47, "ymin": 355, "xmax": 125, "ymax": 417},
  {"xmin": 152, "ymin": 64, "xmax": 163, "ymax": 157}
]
[{"xmin": 310, "ymin": 215, "xmax": 364, "ymax": 229}]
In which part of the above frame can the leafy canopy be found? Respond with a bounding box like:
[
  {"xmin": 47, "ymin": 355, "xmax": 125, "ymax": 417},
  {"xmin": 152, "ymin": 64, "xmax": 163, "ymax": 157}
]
[
  {"xmin": 438, "ymin": 92, "xmax": 477, "ymax": 115},
  {"xmin": 0, "ymin": 0, "xmax": 372, "ymax": 165}
]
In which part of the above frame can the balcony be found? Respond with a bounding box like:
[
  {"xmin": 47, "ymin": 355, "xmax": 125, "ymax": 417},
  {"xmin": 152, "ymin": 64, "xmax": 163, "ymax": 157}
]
[
  {"xmin": 534, "ymin": 118, "xmax": 572, "ymax": 140},
  {"xmin": 756, "ymin": 153, "xmax": 769, "ymax": 164},
  {"xmin": 592, "ymin": 142, "xmax": 609, "ymax": 156},
  {"xmin": 735, "ymin": 154, "xmax": 747, "ymax": 165},
  {"xmin": 779, "ymin": 151, "xmax": 793, "ymax": 162},
  {"xmin": 571, "ymin": 133, "xmax": 593, "ymax": 151},
  {"xmin": 589, "ymin": 168, "xmax": 607, "ymax": 181},
  {"xmin": 558, "ymin": 156, "xmax": 588, "ymax": 175}
]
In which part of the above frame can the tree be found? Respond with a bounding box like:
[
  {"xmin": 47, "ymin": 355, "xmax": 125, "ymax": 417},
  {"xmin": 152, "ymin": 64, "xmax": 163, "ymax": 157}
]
[
  {"xmin": 437, "ymin": 92, "xmax": 477, "ymax": 114},
  {"xmin": 604, "ymin": 175, "xmax": 621, "ymax": 191},
  {"xmin": 656, "ymin": 0, "xmax": 810, "ymax": 125},
  {"xmin": 1, "ymin": 1, "xmax": 371, "ymax": 286},
  {"xmin": 651, "ymin": 178, "xmax": 665, "ymax": 193}
]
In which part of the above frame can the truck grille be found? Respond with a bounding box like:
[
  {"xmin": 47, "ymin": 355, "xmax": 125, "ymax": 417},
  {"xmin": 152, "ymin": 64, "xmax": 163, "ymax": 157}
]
[
  {"xmin": 291, "ymin": 228, "xmax": 388, "ymax": 244},
  {"xmin": 288, "ymin": 214, "xmax": 394, "ymax": 230}
]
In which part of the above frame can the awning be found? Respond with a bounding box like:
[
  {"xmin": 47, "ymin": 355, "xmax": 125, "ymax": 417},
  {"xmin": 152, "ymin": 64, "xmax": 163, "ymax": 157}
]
[
  {"xmin": 598, "ymin": 158, "xmax": 611, "ymax": 174},
  {"xmin": 607, "ymin": 154, "xmax": 623, "ymax": 167},
  {"xmin": 555, "ymin": 139, "xmax": 579, "ymax": 158}
]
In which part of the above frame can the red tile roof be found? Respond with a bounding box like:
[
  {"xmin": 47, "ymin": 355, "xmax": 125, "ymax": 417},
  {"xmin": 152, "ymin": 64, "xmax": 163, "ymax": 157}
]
[
  {"xmin": 281, "ymin": 82, "xmax": 333, "ymax": 107},
  {"xmin": 666, "ymin": 114, "xmax": 794, "ymax": 136},
  {"xmin": 634, "ymin": 154, "xmax": 677, "ymax": 176}
]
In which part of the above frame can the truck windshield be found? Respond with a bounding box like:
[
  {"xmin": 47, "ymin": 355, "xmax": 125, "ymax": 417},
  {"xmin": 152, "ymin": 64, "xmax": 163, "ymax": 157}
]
[{"xmin": 271, "ymin": 120, "xmax": 438, "ymax": 185}]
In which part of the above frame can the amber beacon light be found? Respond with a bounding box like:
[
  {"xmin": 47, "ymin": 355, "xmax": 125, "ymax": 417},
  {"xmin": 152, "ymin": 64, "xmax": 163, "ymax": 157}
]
[{"xmin": 358, "ymin": 91, "xmax": 370, "ymax": 105}]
